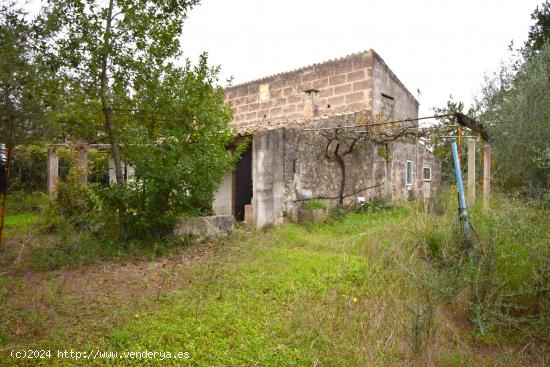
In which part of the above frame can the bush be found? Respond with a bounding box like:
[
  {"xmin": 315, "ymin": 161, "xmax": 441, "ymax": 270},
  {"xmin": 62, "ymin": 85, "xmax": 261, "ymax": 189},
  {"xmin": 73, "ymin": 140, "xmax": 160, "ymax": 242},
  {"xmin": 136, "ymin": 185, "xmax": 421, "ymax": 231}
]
[
  {"xmin": 46, "ymin": 167, "xmax": 101, "ymax": 231},
  {"xmin": 304, "ymin": 199, "xmax": 326, "ymax": 210}
]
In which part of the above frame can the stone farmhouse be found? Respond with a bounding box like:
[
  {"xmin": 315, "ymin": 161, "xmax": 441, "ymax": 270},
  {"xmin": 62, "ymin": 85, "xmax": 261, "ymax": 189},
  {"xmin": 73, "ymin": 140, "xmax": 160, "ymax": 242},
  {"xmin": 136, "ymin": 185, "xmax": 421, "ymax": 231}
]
[{"xmin": 212, "ymin": 49, "xmax": 441, "ymax": 227}]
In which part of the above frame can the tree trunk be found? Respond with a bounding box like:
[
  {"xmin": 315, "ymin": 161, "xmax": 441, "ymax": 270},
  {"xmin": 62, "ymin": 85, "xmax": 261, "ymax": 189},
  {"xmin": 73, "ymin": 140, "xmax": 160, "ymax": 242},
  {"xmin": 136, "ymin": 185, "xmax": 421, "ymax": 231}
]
[
  {"xmin": 0, "ymin": 145, "xmax": 13, "ymax": 246},
  {"xmin": 100, "ymin": 0, "xmax": 127, "ymax": 241},
  {"xmin": 335, "ymin": 154, "xmax": 346, "ymax": 205}
]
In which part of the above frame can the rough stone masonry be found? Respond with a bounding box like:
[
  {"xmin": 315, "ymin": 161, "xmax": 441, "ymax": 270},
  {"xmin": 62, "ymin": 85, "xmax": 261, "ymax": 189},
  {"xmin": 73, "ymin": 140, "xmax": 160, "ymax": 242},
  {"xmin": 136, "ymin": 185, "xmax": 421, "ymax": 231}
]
[{"xmin": 214, "ymin": 50, "xmax": 441, "ymax": 228}]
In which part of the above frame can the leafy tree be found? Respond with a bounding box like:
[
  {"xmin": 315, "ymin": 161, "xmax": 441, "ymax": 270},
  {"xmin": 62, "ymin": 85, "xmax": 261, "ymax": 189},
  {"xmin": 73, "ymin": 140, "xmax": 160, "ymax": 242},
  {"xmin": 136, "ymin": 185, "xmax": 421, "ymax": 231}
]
[
  {"xmin": 525, "ymin": 1, "xmax": 550, "ymax": 54},
  {"xmin": 41, "ymin": 0, "xmax": 200, "ymax": 240},
  {"xmin": 101, "ymin": 56, "xmax": 242, "ymax": 238},
  {"xmin": 0, "ymin": 3, "xmax": 54, "ymax": 244},
  {"xmin": 429, "ymin": 97, "xmax": 476, "ymax": 183}
]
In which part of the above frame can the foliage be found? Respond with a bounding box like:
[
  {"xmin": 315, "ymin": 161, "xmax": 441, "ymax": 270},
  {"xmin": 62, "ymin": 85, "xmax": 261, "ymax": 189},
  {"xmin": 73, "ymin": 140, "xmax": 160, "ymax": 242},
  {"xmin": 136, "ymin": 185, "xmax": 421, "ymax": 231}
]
[
  {"xmin": 525, "ymin": 0, "xmax": 550, "ymax": 54},
  {"xmin": 413, "ymin": 189, "xmax": 550, "ymax": 342},
  {"xmin": 7, "ymin": 145, "xmax": 48, "ymax": 192},
  {"xmin": 99, "ymin": 56, "xmax": 242, "ymax": 239},
  {"xmin": 40, "ymin": 0, "xmax": 241, "ymax": 241},
  {"xmin": 428, "ymin": 97, "xmax": 476, "ymax": 183},
  {"xmin": 4, "ymin": 191, "xmax": 48, "ymax": 215},
  {"xmin": 476, "ymin": 41, "xmax": 550, "ymax": 193},
  {"xmin": 40, "ymin": 0, "xmax": 201, "ymax": 142},
  {"xmin": 50, "ymin": 167, "xmax": 100, "ymax": 230},
  {"xmin": 304, "ymin": 199, "xmax": 326, "ymax": 210},
  {"xmin": 0, "ymin": 3, "xmax": 54, "ymax": 148},
  {"xmin": 0, "ymin": 3, "xmax": 58, "ymax": 243}
]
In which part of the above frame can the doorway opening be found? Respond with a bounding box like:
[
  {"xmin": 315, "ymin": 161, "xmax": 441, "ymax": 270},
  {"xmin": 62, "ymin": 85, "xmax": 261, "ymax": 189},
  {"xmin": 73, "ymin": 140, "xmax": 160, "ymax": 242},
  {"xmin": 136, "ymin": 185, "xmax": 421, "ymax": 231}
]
[{"xmin": 233, "ymin": 142, "xmax": 253, "ymax": 221}]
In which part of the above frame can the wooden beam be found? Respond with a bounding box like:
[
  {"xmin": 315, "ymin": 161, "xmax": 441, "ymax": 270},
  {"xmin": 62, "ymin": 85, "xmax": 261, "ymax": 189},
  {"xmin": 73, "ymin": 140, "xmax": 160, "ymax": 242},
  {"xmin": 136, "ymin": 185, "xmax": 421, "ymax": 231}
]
[
  {"xmin": 468, "ymin": 139, "xmax": 476, "ymax": 205},
  {"xmin": 455, "ymin": 113, "xmax": 490, "ymax": 141}
]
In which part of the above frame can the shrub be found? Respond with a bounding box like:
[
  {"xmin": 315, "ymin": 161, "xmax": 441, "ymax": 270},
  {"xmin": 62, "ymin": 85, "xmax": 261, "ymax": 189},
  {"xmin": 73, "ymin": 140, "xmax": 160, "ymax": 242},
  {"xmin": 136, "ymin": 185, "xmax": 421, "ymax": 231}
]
[
  {"xmin": 48, "ymin": 167, "xmax": 101, "ymax": 231},
  {"xmin": 304, "ymin": 199, "xmax": 326, "ymax": 210}
]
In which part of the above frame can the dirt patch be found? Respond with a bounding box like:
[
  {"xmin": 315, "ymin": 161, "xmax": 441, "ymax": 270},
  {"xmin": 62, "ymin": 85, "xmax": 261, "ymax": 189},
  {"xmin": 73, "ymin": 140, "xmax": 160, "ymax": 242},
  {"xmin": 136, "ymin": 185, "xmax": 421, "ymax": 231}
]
[{"xmin": 0, "ymin": 240, "xmax": 220, "ymax": 349}]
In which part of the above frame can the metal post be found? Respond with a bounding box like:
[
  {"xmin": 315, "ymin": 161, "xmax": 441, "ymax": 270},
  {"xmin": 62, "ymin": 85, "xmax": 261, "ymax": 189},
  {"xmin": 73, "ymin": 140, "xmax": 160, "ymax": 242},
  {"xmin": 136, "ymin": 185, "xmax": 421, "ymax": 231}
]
[
  {"xmin": 468, "ymin": 139, "xmax": 476, "ymax": 205},
  {"xmin": 451, "ymin": 139, "xmax": 473, "ymax": 256}
]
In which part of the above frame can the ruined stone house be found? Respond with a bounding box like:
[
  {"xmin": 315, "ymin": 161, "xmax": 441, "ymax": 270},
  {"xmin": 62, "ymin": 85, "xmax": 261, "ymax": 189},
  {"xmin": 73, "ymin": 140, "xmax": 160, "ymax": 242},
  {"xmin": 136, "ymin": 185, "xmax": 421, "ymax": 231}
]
[{"xmin": 212, "ymin": 49, "xmax": 441, "ymax": 227}]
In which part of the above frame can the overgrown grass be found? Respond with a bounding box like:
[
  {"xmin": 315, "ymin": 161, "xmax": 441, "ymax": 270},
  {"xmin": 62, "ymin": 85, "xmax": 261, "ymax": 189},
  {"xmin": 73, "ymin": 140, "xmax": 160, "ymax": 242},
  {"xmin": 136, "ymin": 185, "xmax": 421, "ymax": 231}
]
[
  {"xmin": 0, "ymin": 193, "xmax": 548, "ymax": 366},
  {"xmin": 411, "ymin": 189, "xmax": 550, "ymax": 346},
  {"xmin": 4, "ymin": 191, "xmax": 48, "ymax": 215}
]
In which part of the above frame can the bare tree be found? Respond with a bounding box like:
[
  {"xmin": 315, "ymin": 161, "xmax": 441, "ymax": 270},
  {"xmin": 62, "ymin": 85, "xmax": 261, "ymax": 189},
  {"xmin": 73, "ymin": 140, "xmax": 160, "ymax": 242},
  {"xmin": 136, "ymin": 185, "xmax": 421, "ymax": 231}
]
[{"xmin": 317, "ymin": 113, "xmax": 419, "ymax": 205}]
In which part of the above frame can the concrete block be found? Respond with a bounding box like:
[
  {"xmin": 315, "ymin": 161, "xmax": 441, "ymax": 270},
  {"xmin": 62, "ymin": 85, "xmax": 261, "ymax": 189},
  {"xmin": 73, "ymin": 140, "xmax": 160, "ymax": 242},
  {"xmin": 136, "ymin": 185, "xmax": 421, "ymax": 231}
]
[
  {"xmin": 347, "ymin": 70, "xmax": 366, "ymax": 82},
  {"xmin": 329, "ymin": 74, "xmax": 346, "ymax": 86},
  {"xmin": 334, "ymin": 84, "xmax": 352, "ymax": 95},
  {"xmin": 346, "ymin": 91, "xmax": 364, "ymax": 104},
  {"xmin": 353, "ymin": 80, "xmax": 370, "ymax": 91},
  {"xmin": 173, "ymin": 215, "xmax": 234, "ymax": 240},
  {"xmin": 244, "ymin": 204, "xmax": 254, "ymax": 228}
]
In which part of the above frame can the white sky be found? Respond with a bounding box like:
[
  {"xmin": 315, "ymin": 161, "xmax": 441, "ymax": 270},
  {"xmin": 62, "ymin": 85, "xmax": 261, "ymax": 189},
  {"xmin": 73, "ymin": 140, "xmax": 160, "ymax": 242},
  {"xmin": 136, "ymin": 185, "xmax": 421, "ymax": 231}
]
[{"xmin": 179, "ymin": 0, "xmax": 540, "ymax": 117}]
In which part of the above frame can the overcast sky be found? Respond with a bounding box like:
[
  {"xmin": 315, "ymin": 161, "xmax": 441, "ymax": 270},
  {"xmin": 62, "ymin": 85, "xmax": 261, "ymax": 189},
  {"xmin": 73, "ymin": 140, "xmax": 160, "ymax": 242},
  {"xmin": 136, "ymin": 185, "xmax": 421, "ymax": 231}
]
[{"xmin": 179, "ymin": 0, "xmax": 540, "ymax": 117}]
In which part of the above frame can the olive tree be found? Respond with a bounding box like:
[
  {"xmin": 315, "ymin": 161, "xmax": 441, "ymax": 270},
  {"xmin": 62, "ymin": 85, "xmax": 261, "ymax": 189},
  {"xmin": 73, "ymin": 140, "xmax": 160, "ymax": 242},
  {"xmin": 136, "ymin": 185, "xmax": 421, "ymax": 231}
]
[{"xmin": 476, "ymin": 42, "xmax": 550, "ymax": 193}]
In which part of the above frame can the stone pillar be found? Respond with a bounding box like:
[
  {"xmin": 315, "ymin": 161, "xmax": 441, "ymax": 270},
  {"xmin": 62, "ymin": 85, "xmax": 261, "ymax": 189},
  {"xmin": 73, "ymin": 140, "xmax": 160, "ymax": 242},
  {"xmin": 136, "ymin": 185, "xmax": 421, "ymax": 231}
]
[
  {"xmin": 125, "ymin": 163, "xmax": 135, "ymax": 183},
  {"xmin": 47, "ymin": 147, "xmax": 59, "ymax": 195},
  {"xmin": 252, "ymin": 131, "xmax": 285, "ymax": 228},
  {"xmin": 483, "ymin": 144, "xmax": 491, "ymax": 209},
  {"xmin": 108, "ymin": 158, "xmax": 116, "ymax": 185},
  {"xmin": 467, "ymin": 139, "xmax": 476, "ymax": 205},
  {"xmin": 76, "ymin": 146, "xmax": 88, "ymax": 185}
]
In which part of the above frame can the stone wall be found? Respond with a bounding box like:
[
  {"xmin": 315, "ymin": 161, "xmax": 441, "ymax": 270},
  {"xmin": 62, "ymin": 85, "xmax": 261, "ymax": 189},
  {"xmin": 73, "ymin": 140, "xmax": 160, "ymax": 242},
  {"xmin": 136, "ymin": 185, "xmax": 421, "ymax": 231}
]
[
  {"xmin": 371, "ymin": 55, "xmax": 419, "ymax": 120},
  {"xmin": 280, "ymin": 114, "xmax": 440, "ymax": 218}
]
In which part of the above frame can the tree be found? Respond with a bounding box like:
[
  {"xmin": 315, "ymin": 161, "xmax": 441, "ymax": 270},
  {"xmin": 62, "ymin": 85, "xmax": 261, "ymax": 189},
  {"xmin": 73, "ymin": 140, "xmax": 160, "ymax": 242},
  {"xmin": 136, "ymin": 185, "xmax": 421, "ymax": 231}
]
[
  {"xmin": 428, "ymin": 97, "xmax": 476, "ymax": 183},
  {"xmin": 101, "ymin": 56, "xmax": 242, "ymax": 238},
  {"xmin": 42, "ymin": 0, "xmax": 200, "ymax": 240},
  {"xmin": 317, "ymin": 113, "xmax": 419, "ymax": 205},
  {"xmin": 525, "ymin": 1, "xmax": 550, "ymax": 54},
  {"xmin": 0, "ymin": 3, "xmax": 52, "ymax": 245},
  {"xmin": 476, "ymin": 41, "xmax": 550, "ymax": 193}
]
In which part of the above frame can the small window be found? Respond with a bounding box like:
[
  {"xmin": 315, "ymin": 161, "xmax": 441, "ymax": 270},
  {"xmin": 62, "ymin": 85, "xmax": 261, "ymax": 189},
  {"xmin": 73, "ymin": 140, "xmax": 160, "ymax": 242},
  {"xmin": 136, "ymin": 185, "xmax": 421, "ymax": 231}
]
[
  {"xmin": 406, "ymin": 160, "xmax": 413, "ymax": 185},
  {"xmin": 382, "ymin": 93, "xmax": 395, "ymax": 116},
  {"xmin": 423, "ymin": 166, "xmax": 431, "ymax": 181}
]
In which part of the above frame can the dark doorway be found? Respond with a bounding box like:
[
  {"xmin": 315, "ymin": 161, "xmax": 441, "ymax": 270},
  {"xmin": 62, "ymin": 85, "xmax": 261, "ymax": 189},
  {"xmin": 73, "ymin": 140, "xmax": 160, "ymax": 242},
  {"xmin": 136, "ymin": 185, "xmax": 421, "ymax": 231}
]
[{"xmin": 234, "ymin": 143, "xmax": 253, "ymax": 221}]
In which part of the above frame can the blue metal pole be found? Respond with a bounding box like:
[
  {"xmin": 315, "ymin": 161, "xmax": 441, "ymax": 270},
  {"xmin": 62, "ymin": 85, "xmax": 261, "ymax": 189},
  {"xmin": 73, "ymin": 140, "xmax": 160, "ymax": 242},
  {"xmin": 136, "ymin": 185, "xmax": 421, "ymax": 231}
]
[{"xmin": 451, "ymin": 139, "xmax": 473, "ymax": 256}]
